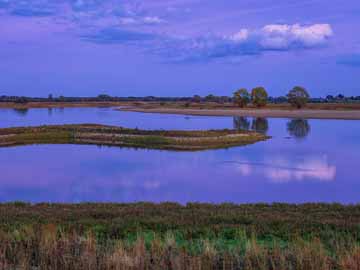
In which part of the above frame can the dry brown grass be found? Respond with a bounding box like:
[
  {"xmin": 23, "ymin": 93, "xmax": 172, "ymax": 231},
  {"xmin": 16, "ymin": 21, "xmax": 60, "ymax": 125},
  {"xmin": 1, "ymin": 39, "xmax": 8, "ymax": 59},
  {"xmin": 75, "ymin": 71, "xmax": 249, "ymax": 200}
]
[{"xmin": 0, "ymin": 227, "xmax": 359, "ymax": 269}]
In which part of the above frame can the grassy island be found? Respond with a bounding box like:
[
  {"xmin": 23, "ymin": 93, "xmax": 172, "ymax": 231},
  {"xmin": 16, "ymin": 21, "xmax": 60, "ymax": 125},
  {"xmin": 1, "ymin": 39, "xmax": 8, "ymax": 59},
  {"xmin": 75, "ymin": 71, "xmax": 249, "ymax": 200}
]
[
  {"xmin": 0, "ymin": 203, "xmax": 360, "ymax": 269},
  {"xmin": 0, "ymin": 124, "xmax": 269, "ymax": 151}
]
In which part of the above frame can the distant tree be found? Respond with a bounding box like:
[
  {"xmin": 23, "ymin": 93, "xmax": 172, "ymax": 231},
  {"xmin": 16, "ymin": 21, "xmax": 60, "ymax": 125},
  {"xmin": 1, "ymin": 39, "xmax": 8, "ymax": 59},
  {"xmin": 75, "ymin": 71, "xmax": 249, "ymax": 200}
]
[
  {"xmin": 14, "ymin": 97, "xmax": 28, "ymax": 104},
  {"xmin": 287, "ymin": 86, "xmax": 310, "ymax": 109},
  {"xmin": 98, "ymin": 94, "xmax": 111, "ymax": 101},
  {"xmin": 192, "ymin": 95, "xmax": 201, "ymax": 103},
  {"xmin": 251, "ymin": 87, "xmax": 268, "ymax": 107},
  {"xmin": 275, "ymin": 96, "xmax": 288, "ymax": 104},
  {"xmin": 233, "ymin": 88, "xmax": 250, "ymax": 108},
  {"xmin": 326, "ymin": 95, "xmax": 334, "ymax": 102},
  {"xmin": 13, "ymin": 108, "xmax": 29, "ymax": 116},
  {"xmin": 48, "ymin": 94, "xmax": 53, "ymax": 101},
  {"xmin": 287, "ymin": 119, "xmax": 311, "ymax": 139},
  {"xmin": 205, "ymin": 94, "xmax": 215, "ymax": 102},
  {"xmin": 144, "ymin": 96, "xmax": 156, "ymax": 101},
  {"xmin": 219, "ymin": 96, "xmax": 230, "ymax": 104}
]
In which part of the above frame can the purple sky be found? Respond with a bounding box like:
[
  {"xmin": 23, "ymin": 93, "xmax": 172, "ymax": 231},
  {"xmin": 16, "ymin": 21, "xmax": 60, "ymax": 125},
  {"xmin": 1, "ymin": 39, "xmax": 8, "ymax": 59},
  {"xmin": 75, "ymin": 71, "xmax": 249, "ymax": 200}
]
[{"xmin": 0, "ymin": 0, "xmax": 359, "ymax": 97}]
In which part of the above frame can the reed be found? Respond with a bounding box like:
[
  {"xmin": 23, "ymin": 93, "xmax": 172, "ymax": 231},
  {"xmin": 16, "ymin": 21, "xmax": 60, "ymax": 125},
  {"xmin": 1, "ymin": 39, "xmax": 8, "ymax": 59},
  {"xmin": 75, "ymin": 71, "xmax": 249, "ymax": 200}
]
[
  {"xmin": 0, "ymin": 203, "xmax": 360, "ymax": 269},
  {"xmin": 0, "ymin": 226, "xmax": 359, "ymax": 269}
]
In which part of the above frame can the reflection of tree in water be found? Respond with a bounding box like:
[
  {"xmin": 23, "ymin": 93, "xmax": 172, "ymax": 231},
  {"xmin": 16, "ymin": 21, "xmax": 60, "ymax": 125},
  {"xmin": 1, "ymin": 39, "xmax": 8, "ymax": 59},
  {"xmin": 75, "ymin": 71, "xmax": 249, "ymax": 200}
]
[
  {"xmin": 251, "ymin": 118, "xmax": 269, "ymax": 134},
  {"xmin": 13, "ymin": 108, "xmax": 29, "ymax": 116},
  {"xmin": 287, "ymin": 119, "xmax": 311, "ymax": 139},
  {"xmin": 233, "ymin": 117, "xmax": 251, "ymax": 130}
]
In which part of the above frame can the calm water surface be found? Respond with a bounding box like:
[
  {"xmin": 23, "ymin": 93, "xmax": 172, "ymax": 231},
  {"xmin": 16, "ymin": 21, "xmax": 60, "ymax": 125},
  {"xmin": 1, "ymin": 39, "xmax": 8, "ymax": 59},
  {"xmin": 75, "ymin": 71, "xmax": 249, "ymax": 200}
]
[{"xmin": 1, "ymin": 107, "xmax": 359, "ymax": 203}]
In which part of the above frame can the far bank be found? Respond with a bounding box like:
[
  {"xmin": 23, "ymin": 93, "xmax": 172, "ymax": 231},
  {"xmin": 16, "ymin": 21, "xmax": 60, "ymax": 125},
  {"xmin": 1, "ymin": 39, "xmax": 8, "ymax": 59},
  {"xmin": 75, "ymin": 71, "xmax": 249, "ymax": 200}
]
[{"xmin": 119, "ymin": 103, "xmax": 360, "ymax": 120}]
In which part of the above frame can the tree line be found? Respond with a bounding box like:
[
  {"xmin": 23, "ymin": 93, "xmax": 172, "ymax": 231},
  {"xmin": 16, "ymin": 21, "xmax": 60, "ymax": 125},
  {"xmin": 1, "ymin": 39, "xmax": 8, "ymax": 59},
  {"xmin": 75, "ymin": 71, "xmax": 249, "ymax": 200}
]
[
  {"xmin": 233, "ymin": 86, "xmax": 310, "ymax": 109},
  {"xmin": 1, "ymin": 88, "xmax": 360, "ymax": 105}
]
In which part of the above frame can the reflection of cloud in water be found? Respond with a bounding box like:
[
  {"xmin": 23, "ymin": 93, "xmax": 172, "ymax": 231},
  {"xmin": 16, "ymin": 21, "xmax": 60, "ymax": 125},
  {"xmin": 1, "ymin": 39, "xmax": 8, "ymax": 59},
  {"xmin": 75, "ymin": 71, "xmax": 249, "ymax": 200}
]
[
  {"xmin": 226, "ymin": 156, "xmax": 336, "ymax": 182},
  {"xmin": 266, "ymin": 157, "xmax": 336, "ymax": 182},
  {"xmin": 237, "ymin": 163, "xmax": 251, "ymax": 176}
]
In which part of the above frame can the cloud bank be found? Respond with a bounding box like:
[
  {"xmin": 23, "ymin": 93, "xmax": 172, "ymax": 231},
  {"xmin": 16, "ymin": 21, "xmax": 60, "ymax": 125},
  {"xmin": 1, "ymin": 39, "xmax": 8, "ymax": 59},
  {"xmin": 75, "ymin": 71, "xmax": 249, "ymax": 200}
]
[
  {"xmin": 120, "ymin": 16, "xmax": 165, "ymax": 25},
  {"xmin": 0, "ymin": 1, "xmax": 334, "ymax": 61},
  {"xmin": 81, "ymin": 28, "xmax": 157, "ymax": 44},
  {"xmin": 159, "ymin": 23, "xmax": 333, "ymax": 61}
]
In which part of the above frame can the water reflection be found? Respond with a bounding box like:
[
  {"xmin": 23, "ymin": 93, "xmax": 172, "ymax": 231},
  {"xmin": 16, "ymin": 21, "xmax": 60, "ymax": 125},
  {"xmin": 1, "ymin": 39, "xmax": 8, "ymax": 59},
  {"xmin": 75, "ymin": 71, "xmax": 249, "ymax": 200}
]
[
  {"xmin": 251, "ymin": 118, "xmax": 269, "ymax": 134},
  {"xmin": 287, "ymin": 119, "xmax": 311, "ymax": 139},
  {"xmin": 233, "ymin": 117, "xmax": 250, "ymax": 130},
  {"xmin": 0, "ymin": 108, "xmax": 359, "ymax": 203},
  {"xmin": 233, "ymin": 117, "xmax": 310, "ymax": 138},
  {"xmin": 13, "ymin": 108, "xmax": 29, "ymax": 116},
  {"xmin": 227, "ymin": 155, "xmax": 336, "ymax": 183},
  {"xmin": 233, "ymin": 117, "xmax": 269, "ymax": 134}
]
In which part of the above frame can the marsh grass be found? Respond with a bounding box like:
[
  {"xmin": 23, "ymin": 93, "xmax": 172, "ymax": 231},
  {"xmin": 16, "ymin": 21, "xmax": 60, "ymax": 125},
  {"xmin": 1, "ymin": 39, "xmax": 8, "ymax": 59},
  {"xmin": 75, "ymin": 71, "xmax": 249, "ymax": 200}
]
[
  {"xmin": 1, "ymin": 203, "xmax": 360, "ymax": 269},
  {"xmin": 0, "ymin": 124, "xmax": 268, "ymax": 150},
  {"xmin": 0, "ymin": 227, "xmax": 359, "ymax": 269}
]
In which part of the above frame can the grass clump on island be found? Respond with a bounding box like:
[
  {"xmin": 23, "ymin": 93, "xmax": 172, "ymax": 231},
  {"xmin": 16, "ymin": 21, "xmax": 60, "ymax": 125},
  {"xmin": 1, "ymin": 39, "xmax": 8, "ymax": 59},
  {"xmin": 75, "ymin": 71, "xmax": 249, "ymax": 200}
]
[
  {"xmin": 0, "ymin": 124, "xmax": 269, "ymax": 150},
  {"xmin": 1, "ymin": 203, "xmax": 360, "ymax": 269}
]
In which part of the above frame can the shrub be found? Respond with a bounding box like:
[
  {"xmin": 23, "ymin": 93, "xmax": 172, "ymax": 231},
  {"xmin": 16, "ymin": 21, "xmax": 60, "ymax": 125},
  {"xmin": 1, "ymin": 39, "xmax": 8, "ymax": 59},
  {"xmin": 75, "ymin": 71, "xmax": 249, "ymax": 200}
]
[
  {"xmin": 251, "ymin": 87, "xmax": 268, "ymax": 107},
  {"xmin": 287, "ymin": 86, "xmax": 310, "ymax": 108},
  {"xmin": 233, "ymin": 88, "xmax": 250, "ymax": 108}
]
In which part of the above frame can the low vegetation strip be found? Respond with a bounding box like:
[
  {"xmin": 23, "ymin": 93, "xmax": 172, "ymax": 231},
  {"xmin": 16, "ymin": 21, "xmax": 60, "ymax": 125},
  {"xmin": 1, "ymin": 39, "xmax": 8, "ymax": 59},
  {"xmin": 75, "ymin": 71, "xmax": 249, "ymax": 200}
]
[
  {"xmin": 0, "ymin": 203, "xmax": 360, "ymax": 269},
  {"xmin": 0, "ymin": 124, "xmax": 269, "ymax": 150}
]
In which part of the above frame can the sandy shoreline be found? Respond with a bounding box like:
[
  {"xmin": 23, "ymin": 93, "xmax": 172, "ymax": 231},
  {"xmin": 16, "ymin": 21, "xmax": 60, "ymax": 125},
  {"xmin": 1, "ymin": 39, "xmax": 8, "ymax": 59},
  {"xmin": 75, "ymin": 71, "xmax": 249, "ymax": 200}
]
[{"xmin": 120, "ymin": 107, "xmax": 360, "ymax": 120}]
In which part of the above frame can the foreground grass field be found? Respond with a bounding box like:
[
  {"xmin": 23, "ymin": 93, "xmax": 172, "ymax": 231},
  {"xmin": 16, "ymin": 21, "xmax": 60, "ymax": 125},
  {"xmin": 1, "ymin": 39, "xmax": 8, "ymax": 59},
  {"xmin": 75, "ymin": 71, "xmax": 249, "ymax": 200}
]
[
  {"xmin": 0, "ymin": 124, "xmax": 269, "ymax": 151},
  {"xmin": 1, "ymin": 203, "xmax": 360, "ymax": 269}
]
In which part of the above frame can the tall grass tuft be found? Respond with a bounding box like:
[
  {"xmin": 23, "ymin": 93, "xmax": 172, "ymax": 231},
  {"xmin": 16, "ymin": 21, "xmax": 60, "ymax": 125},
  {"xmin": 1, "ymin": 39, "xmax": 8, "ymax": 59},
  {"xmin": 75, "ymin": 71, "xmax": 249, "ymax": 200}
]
[{"xmin": 0, "ymin": 224, "xmax": 359, "ymax": 269}]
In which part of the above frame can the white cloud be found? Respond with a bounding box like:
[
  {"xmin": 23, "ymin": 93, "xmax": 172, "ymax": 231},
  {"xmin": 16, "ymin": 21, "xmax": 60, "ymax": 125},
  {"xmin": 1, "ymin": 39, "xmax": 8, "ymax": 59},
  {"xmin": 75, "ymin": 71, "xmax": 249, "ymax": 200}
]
[
  {"xmin": 260, "ymin": 23, "xmax": 333, "ymax": 49},
  {"xmin": 143, "ymin": 16, "xmax": 165, "ymax": 24},
  {"xmin": 120, "ymin": 16, "xmax": 165, "ymax": 25},
  {"xmin": 160, "ymin": 23, "xmax": 333, "ymax": 62},
  {"xmin": 119, "ymin": 17, "xmax": 137, "ymax": 25},
  {"xmin": 229, "ymin": 23, "xmax": 333, "ymax": 50},
  {"xmin": 229, "ymin": 29, "xmax": 249, "ymax": 42}
]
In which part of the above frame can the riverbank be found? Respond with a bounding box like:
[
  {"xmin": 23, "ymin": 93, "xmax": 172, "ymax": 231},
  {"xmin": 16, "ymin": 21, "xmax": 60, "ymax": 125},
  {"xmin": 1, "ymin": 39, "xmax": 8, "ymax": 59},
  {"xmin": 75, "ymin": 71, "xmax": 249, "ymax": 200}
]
[
  {"xmin": 120, "ymin": 105, "xmax": 360, "ymax": 120},
  {"xmin": 2, "ymin": 101, "xmax": 360, "ymax": 120},
  {"xmin": 1, "ymin": 203, "xmax": 359, "ymax": 269},
  {"xmin": 0, "ymin": 124, "xmax": 268, "ymax": 150},
  {"xmin": 0, "ymin": 101, "xmax": 127, "ymax": 109}
]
